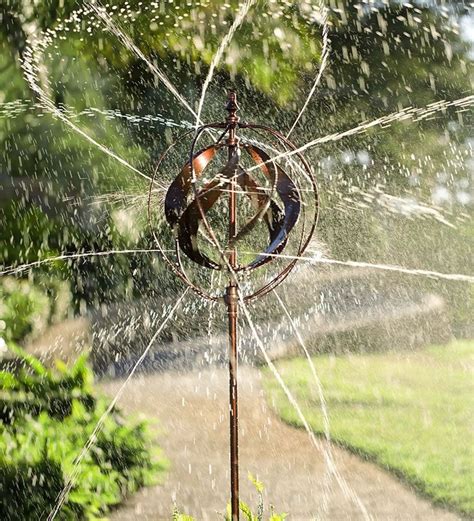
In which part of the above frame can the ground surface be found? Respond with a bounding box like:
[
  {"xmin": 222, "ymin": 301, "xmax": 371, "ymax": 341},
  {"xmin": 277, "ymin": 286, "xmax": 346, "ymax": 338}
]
[
  {"xmin": 264, "ymin": 341, "xmax": 474, "ymax": 517},
  {"xmin": 102, "ymin": 369, "xmax": 461, "ymax": 521}
]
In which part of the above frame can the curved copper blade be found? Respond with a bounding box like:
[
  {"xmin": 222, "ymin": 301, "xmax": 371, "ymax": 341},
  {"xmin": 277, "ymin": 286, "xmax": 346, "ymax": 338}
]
[
  {"xmin": 177, "ymin": 153, "xmax": 240, "ymax": 270},
  {"xmin": 244, "ymin": 145, "xmax": 301, "ymax": 267},
  {"xmin": 231, "ymin": 166, "xmax": 284, "ymax": 246},
  {"xmin": 165, "ymin": 145, "xmax": 217, "ymax": 227},
  {"xmin": 177, "ymin": 179, "xmax": 222, "ymax": 269}
]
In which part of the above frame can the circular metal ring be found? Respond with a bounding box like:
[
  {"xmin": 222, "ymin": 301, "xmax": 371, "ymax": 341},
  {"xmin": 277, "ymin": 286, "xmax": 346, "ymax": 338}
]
[{"xmin": 148, "ymin": 111, "xmax": 318, "ymax": 303}]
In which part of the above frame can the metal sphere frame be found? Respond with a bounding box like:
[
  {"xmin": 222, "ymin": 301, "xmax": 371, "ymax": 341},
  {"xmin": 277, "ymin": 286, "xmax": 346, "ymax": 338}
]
[
  {"xmin": 148, "ymin": 94, "xmax": 319, "ymax": 303},
  {"xmin": 148, "ymin": 91, "xmax": 319, "ymax": 521}
]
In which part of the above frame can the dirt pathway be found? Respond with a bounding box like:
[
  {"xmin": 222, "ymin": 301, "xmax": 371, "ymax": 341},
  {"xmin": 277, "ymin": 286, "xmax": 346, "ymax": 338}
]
[{"xmin": 103, "ymin": 369, "xmax": 460, "ymax": 521}]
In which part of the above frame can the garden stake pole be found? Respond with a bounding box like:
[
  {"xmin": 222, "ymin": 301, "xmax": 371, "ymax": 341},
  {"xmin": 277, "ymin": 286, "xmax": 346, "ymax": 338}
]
[
  {"xmin": 158, "ymin": 90, "xmax": 318, "ymax": 521},
  {"xmin": 225, "ymin": 91, "xmax": 240, "ymax": 521}
]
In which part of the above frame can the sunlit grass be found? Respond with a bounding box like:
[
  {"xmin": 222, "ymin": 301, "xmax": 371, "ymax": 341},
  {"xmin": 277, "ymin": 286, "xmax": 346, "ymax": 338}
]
[{"xmin": 262, "ymin": 340, "xmax": 474, "ymax": 516}]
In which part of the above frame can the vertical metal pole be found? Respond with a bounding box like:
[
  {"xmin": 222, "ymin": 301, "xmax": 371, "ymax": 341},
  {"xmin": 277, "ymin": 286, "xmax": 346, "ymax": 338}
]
[
  {"xmin": 225, "ymin": 91, "xmax": 239, "ymax": 521},
  {"xmin": 226, "ymin": 284, "xmax": 239, "ymax": 521}
]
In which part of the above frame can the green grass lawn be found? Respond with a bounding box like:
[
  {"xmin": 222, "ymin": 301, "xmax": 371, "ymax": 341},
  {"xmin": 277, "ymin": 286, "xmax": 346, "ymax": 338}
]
[{"xmin": 262, "ymin": 340, "xmax": 474, "ymax": 516}]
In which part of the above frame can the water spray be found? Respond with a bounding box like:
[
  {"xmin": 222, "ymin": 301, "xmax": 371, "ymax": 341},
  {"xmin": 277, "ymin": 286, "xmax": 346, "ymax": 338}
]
[{"xmin": 149, "ymin": 91, "xmax": 319, "ymax": 519}]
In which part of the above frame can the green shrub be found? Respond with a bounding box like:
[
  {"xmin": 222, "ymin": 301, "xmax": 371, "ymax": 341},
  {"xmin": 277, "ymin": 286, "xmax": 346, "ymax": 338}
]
[
  {"xmin": 0, "ymin": 344, "xmax": 166, "ymax": 520},
  {"xmin": 0, "ymin": 278, "xmax": 50, "ymax": 343},
  {"xmin": 0, "ymin": 343, "xmax": 95, "ymax": 424},
  {"xmin": 0, "ymin": 458, "xmax": 75, "ymax": 521},
  {"xmin": 0, "ymin": 276, "xmax": 72, "ymax": 345}
]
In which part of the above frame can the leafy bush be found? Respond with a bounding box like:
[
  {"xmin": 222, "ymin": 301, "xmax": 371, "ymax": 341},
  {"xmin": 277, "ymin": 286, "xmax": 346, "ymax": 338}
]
[
  {"xmin": 173, "ymin": 474, "xmax": 286, "ymax": 521},
  {"xmin": 0, "ymin": 343, "xmax": 95, "ymax": 424},
  {"xmin": 0, "ymin": 344, "xmax": 166, "ymax": 520},
  {"xmin": 0, "ymin": 276, "xmax": 72, "ymax": 344},
  {"xmin": 1, "ymin": 459, "xmax": 69, "ymax": 521},
  {"xmin": 0, "ymin": 278, "xmax": 50, "ymax": 343}
]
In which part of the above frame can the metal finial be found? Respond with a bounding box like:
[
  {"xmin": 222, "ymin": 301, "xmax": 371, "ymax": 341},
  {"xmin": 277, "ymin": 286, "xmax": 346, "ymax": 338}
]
[{"xmin": 225, "ymin": 90, "xmax": 239, "ymax": 126}]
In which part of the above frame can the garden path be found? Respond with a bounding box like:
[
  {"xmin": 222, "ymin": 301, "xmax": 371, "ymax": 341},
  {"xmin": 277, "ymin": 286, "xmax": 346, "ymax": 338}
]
[{"xmin": 103, "ymin": 368, "xmax": 460, "ymax": 521}]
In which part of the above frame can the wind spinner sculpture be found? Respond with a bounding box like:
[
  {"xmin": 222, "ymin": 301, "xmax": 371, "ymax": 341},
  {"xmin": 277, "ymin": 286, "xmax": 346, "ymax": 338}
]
[{"xmin": 149, "ymin": 92, "xmax": 318, "ymax": 520}]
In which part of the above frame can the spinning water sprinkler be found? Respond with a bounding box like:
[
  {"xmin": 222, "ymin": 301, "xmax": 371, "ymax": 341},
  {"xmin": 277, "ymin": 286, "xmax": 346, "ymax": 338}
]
[{"xmin": 149, "ymin": 91, "xmax": 319, "ymax": 520}]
